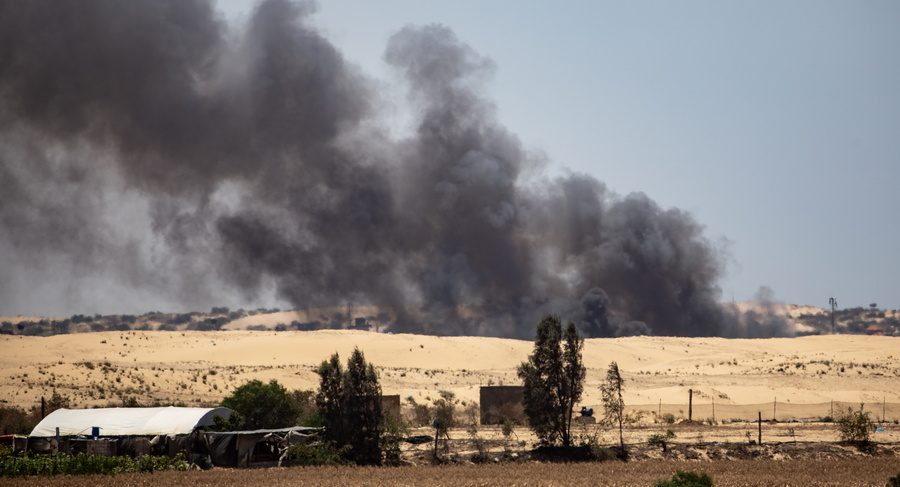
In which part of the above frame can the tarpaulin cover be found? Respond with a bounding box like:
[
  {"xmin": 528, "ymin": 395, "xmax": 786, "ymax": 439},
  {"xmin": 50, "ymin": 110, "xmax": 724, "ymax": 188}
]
[
  {"xmin": 29, "ymin": 407, "xmax": 232, "ymax": 437},
  {"xmin": 204, "ymin": 426, "xmax": 321, "ymax": 467}
]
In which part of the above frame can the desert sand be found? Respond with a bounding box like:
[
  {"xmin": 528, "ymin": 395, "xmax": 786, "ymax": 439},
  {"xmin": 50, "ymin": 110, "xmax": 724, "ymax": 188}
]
[{"xmin": 3, "ymin": 331, "xmax": 898, "ymax": 426}]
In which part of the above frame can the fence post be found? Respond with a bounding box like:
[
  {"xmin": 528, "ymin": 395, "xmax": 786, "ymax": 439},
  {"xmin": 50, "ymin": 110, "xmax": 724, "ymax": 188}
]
[
  {"xmin": 757, "ymin": 412, "xmax": 762, "ymax": 445},
  {"xmin": 688, "ymin": 389, "xmax": 693, "ymax": 422},
  {"xmin": 712, "ymin": 397, "xmax": 715, "ymax": 423}
]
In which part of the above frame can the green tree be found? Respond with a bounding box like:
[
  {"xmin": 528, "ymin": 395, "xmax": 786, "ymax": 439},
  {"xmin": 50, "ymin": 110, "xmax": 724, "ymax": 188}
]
[
  {"xmin": 316, "ymin": 348, "xmax": 383, "ymax": 465},
  {"xmin": 601, "ymin": 361, "xmax": 626, "ymax": 451},
  {"xmin": 316, "ymin": 354, "xmax": 345, "ymax": 441},
  {"xmin": 517, "ymin": 315, "xmax": 585, "ymax": 447},
  {"xmin": 289, "ymin": 389, "xmax": 322, "ymax": 426},
  {"xmin": 220, "ymin": 379, "xmax": 299, "ymax": 430}
]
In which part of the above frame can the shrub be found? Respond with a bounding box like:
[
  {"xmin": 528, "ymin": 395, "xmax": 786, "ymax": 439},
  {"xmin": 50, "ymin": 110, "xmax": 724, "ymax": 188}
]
[
  {"xmin": 654, "ymin": 470, "xmax": 714, "ymax": 487},
  {"xmin": 433, "ymin": 390, "xmax": 457, "ymax": 433},
  {"xmin": 661, "ymin": 413, "xmax": 676, "ymax": 424},
  {"xmin": 836, "ymin": 405, "xmax": 873, "ymax": 444},
  {"xmin": 283, "ymin": 442, "xmax": 350, "ymax": 466},
  {"xmin": 648, "ymin": 430, "xmax": 676, "ymax": 452},
  {"xmin": 381, "ymin": 416, "xmax": 407, "ymax": 466},
  {"xmin": 467, "ymin": 423, "xmax": 489, "ymax": 463}
]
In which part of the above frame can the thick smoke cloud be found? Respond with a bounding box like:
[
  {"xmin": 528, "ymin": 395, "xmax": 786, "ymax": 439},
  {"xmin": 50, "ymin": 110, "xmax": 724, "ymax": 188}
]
[{"xmin": 0, "ymin": 0, "xmax": 792, "ymax": 337}]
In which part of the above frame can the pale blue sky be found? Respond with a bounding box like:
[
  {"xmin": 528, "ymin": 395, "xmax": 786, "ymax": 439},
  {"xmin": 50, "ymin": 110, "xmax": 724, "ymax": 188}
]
[{"xmin": 220, "ymin": 0, "xmax": 900, "ymax": 309}]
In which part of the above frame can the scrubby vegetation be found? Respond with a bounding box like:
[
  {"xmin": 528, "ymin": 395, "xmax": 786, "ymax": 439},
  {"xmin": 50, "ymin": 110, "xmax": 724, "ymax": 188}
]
[
  {"xmin": 835, "ymin": 404, "xmax": 874, "ymax": 445},
  {"xmin": 0, "ymin": 452, "xmax": 188, "ymax": 477},
  {"xmin": 282, "ymin": 442, "xmax": 350, "ymax": 467},
  {"xmin": 648, "ymin": 430, "xmax": 677, "ymax": 452}
]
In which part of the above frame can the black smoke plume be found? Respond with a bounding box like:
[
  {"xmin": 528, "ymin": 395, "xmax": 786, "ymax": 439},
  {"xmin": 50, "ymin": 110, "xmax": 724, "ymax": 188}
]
[{"xmin": 0, "ymin": 0, "xmax": 792, "ymax": 337}]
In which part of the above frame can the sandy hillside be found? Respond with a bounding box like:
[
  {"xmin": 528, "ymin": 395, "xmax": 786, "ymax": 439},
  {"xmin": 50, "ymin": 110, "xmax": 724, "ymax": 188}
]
[{"xmin": 2, "ymin": 332, "xmax": 898, "ymax": 422}]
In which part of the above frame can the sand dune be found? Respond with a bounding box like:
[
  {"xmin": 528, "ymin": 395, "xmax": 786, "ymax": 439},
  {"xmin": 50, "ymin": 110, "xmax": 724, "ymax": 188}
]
[{"xmin": 2, "ymin": 332, "xmax": 898, "ymax": 423}]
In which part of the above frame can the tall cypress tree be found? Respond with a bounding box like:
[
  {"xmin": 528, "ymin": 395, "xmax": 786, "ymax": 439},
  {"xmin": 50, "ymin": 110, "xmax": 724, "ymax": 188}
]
[
  {"xmin": 315, "ymin": 348, "xmax": 383, "ymax": 465},
  {"xmin": 316, "ymin": 353, "xmax": 344, "ymax": 441}
]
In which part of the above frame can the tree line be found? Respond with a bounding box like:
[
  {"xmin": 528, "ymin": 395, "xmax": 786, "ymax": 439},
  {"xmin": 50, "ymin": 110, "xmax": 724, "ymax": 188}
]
[{"xmin": 212, "ymin": 313, "xmax": 627, "ymax": 465}]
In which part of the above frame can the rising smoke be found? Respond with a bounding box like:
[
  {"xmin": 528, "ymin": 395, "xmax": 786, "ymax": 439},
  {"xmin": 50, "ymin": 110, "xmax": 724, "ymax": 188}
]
[{"xmin": 0, "ymin": 0, "xmax": 792, "ymax": 337}]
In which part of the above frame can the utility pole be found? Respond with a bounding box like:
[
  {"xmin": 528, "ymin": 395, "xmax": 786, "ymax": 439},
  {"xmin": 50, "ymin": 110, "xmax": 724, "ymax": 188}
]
[{"xmin": 829, "ymin": 297, "xmax": 838, "ymax": 334}]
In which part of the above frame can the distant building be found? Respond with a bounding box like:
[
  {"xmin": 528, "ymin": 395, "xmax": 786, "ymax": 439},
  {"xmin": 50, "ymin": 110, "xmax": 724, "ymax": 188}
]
[
  {"xmin": 352, "ymin": 317, "xmax": 369, "ymax": 330},
  {"xmin": 381, "ymin": 395, "xmax": 401, "ymax": 424},
  {"xmin": 865, "ymin": 324, "xmax": 885, "ymax": 336}
]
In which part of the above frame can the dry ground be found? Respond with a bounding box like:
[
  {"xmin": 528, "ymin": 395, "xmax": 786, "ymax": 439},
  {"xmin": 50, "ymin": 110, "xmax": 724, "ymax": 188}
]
[{"xmin": 3, "ymin": 458, "xmax": 898, "ymax": 487}]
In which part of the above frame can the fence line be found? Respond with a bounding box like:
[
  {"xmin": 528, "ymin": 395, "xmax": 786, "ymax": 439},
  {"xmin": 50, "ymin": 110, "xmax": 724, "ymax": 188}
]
[{"xmin": 619, "ymin": 400, "xmax": 900, "ymax": 422}]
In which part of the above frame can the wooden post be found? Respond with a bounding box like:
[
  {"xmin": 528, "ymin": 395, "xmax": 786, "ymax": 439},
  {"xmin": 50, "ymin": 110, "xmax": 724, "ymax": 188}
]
[
  {"xmin": 830, "ymin": 400, "xmax": 833, "ymax": 420},
  {"xmin": 658, "ymin": 398, "xmax": 661, "ymax": 421},
  {"xmin": 883, "ymin": 396, "xmax": 887, "ymax": 424},
  {"xmin": 712, "ymin": 397, "xmax": 716, "ymax": 423},
  {"xmin": 688, "ymin": 389, "xmax": 693, "ymax": 422},
  {"xmin": 55, "ymin": 427, "xmax": 60, "ymax": 454},
  {"xmin": 757, "ymin": 412, "xmax": 762, "ymax": 445}
]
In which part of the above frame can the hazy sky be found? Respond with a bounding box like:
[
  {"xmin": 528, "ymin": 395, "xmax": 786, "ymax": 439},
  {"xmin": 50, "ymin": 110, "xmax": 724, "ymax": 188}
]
[{"xmin": 214, "ymin": 0, "xmax": 900, "ymax": 309}]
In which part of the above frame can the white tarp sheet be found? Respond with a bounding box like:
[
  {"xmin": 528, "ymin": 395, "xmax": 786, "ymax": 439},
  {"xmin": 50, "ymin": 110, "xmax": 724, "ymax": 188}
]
[{"xmin": 30, "ymin": 407, "xmax": 232, "ymax": 437}]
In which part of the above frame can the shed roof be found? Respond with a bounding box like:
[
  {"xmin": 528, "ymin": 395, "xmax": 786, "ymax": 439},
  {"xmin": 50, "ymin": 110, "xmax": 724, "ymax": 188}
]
[{"xmin": 30, "ymin": 407, "xmax": 232, "ymax": 437}]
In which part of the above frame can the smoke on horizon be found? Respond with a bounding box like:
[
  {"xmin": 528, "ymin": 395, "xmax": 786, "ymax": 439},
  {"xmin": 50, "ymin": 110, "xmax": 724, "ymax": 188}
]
[{"xmin": 0, "ymin": 0, "xmax": 792, "ymax": 338}]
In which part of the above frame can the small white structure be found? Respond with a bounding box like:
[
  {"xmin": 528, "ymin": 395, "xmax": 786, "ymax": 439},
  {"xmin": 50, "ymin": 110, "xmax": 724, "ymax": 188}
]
[{"xmin": 30, "ymin": 407, "xmax": 232, "ymax": 437}]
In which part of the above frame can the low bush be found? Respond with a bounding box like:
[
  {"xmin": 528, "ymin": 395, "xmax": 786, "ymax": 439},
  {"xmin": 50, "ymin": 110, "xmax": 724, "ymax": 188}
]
[
  {"xmin": 648, "ymin": 430, "xmax": 676, "ymax": 452},
  {"xmin": 0, "ymin": 453, "xmax": 189, "ymax": 477},
  {"xmin": 654, "ymin": 470, "xmax": 714, "ymax": 487},
  {"xmin": 836, "ymin": 405, "xmax": 873, "ymax": 445},
  {"xmin": 283, "ymin": 442, "xmax": 350, "ymax": 466}
]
